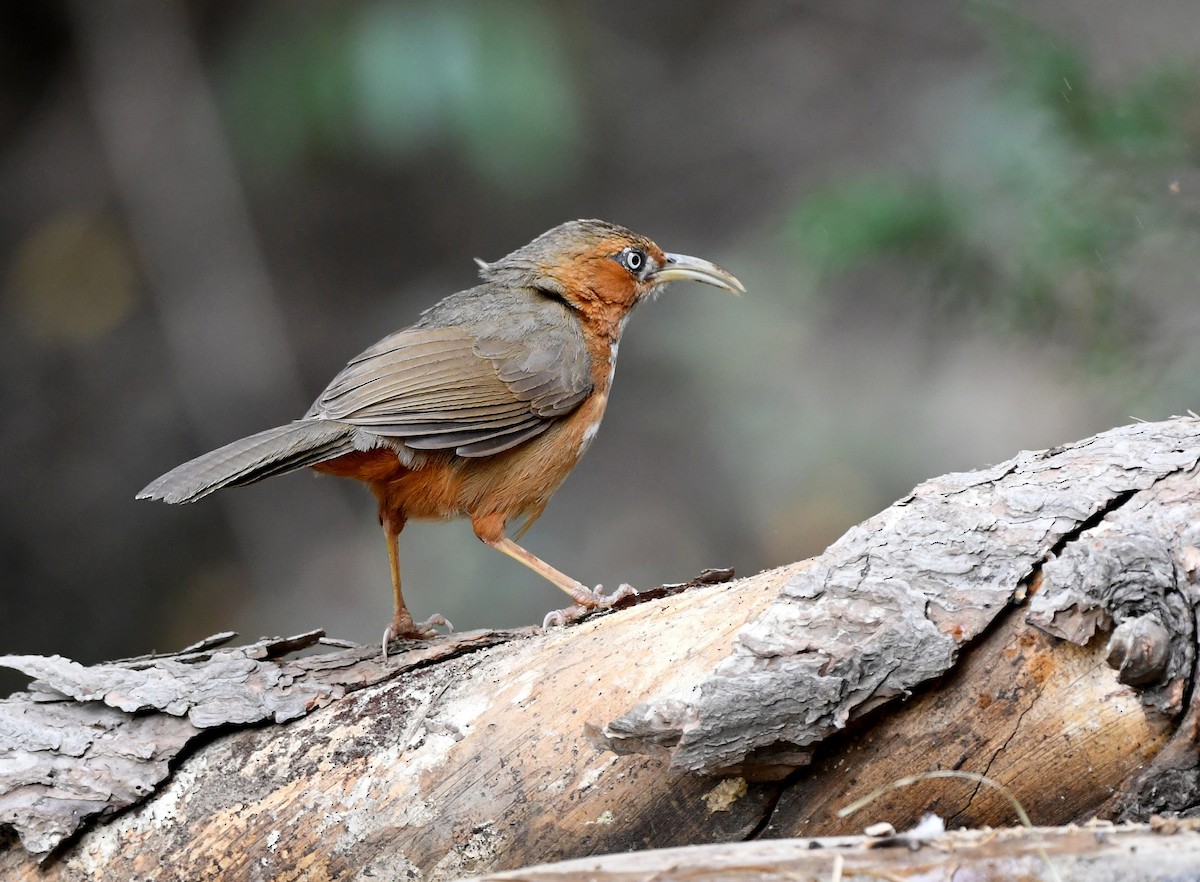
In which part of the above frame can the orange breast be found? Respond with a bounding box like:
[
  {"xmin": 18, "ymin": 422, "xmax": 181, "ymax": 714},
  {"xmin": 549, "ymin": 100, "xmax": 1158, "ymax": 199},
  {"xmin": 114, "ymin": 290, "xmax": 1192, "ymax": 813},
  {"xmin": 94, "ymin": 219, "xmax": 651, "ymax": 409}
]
[{"xmin": 312, "ymin": 391, "xmax": 608, "ymax": 532}]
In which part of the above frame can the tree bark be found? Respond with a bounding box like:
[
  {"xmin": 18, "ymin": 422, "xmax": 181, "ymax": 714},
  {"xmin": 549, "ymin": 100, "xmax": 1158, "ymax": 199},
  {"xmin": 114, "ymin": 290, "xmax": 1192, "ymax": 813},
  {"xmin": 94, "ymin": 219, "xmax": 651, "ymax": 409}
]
[{"xmin": 2, "ymin": 417, "xmax": 1199, "ymax": 880}]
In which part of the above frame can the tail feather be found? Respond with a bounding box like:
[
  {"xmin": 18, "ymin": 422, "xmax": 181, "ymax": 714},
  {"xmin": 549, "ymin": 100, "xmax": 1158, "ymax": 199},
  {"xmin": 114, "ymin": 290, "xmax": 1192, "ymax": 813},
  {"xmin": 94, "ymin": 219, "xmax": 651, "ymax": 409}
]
[{"xmin": 137, "ymin": 420, "xmax": 356, "ymax": 504}]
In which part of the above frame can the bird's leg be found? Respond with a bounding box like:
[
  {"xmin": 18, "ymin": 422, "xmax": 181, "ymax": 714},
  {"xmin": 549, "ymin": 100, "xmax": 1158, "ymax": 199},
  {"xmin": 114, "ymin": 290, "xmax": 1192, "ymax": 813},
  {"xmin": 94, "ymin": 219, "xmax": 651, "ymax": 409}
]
[
  {"xmin": 474, "ymin": 515, "xmax": 637, "ymax": 627},
  {"xmin": 380, "ymin": 511, "xmax": 451, "ymax": 659}
]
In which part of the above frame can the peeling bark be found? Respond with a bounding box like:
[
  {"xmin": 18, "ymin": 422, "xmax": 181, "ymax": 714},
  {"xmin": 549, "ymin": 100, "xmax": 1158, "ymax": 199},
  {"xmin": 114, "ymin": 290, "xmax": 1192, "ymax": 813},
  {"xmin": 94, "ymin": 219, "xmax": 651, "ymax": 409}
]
[
  {"xmin": 597, "ymin": 417, "xmax": 1200, "ymax": 775},
  {"xmin": 1, "ymin": 417, "xmax": 1198, "ymax": 880},
  {"xmin": 0, "ymin": 630, "xmax": 514, "ymax": 858}
]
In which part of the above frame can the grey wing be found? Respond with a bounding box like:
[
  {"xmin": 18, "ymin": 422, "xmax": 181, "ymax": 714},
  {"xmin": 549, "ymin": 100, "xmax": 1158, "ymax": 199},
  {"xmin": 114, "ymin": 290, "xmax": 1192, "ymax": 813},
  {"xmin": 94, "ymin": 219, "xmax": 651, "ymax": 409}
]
[{"xmin": 307, "ymin": 323, "xmax": 592, "ymax": 458}]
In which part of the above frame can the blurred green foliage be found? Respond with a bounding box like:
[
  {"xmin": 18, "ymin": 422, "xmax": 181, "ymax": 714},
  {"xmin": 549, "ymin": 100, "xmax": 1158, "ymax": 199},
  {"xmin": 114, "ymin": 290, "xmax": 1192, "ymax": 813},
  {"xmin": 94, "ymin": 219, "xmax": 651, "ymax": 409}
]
[
  {"xmin": 789, "ymin": 178, "xmax": 960, "ymax": 274},
  {"xmin": 981, "ymin": 3, "xmax": 1197, "ymax": 160},
  {"xmin": 219, "ymin": 1, "xmax": 581, "ymax": 192},
  {"xmin": 787, "ymin": 4, "xmax": 1200, "ymax": 367}
]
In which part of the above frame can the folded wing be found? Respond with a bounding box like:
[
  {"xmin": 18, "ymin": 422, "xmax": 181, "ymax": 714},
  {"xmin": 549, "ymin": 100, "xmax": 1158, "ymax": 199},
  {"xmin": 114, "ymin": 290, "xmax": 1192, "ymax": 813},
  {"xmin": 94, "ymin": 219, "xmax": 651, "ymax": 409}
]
[{"xmin": 308, "ymin": 314, "xmax": 592, "ymax": 458}]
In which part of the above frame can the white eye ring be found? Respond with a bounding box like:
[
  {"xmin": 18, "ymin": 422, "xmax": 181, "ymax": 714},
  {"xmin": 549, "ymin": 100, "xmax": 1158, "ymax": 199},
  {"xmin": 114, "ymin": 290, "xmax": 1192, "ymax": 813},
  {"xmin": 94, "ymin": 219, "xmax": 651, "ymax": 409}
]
[{"xmin": 625, "ymin": 249, "xmax": 645, "ymax": 272}]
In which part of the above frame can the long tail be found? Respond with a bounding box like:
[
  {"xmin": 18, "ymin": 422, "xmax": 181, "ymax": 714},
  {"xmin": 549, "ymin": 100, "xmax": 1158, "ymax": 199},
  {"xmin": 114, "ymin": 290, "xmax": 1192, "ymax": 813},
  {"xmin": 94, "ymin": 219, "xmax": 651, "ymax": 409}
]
[{"xmin": 137, "ymin": 420, "xmax": 357, "ymax": 504}]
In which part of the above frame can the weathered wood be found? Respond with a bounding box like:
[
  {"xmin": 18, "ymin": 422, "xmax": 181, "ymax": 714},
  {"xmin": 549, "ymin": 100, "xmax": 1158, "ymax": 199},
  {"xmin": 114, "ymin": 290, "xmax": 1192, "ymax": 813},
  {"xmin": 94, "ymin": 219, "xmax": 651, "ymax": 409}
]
[
  {"xmin": 596, "ymin": 417, "xmax": 1200, "ymax": 775},
  {"xmin": 764, "ymin": 598, "xmax": 1173, "ymax": 837},
  {"xmin": 750, "ymin": 425, "xmax": 1200, "ymax": 836},
  {"xmin": 1, "ymin": 569, "xmax": 785, "ymax": 879},
  {"xmin": 1, "ymin": 417, "xmax": 1198, "ymax": 880},
  {"xmin": 467, "ymin": 822, "xmax": 1200, "ymax": 882},
  {"xmin": 0, "ymin": 628, "xmax": 514, "ymax": 856}
]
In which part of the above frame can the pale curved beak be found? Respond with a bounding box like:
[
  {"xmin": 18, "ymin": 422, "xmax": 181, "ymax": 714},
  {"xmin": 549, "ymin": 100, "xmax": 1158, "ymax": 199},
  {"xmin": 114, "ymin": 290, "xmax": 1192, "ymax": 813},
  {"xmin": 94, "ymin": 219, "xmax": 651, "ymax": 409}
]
[{"xmin": 651, "ymin": 252, "xmax": 746, "ymax": 295}]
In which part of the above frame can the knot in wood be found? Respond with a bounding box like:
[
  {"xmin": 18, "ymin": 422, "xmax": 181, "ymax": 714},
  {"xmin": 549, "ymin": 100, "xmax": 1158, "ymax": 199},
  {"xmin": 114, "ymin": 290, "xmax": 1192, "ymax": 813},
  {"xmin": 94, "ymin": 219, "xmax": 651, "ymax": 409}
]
[{"xmin": 1106, "ymin": 615, "xmax": 1171, "ymax": 686}]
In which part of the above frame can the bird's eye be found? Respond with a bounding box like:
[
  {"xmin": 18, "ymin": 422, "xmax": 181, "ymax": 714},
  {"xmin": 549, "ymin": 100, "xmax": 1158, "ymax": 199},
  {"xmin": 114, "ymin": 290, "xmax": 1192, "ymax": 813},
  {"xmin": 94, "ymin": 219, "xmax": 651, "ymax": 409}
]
[{"xmin": 623, "ymin": 248, "xmax": 645, "ymax": 273}]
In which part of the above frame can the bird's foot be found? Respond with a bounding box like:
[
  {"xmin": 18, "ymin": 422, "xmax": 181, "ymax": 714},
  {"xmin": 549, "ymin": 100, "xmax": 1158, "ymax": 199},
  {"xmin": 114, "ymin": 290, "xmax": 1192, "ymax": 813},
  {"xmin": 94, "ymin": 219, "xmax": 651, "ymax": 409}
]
[
  {"xmin": 381, "ymin": 613, "xmax": 454, "ymax": 660},
  {"xmin": 542, "ymin": 583, "xmax": 638, "ymax": 629}
]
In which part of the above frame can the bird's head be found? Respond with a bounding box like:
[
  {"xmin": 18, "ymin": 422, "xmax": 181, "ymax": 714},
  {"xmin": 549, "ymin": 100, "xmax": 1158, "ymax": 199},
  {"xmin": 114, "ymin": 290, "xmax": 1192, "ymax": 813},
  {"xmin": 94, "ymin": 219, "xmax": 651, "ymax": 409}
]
[{"xmin": 475, "ymin": 219, "xmax": 744, "ymax": 328}]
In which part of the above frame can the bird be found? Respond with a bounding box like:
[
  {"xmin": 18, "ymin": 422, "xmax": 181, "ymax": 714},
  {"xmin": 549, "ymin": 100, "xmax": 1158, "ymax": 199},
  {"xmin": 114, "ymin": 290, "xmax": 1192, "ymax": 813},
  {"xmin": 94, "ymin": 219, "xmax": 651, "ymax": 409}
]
[{"xmin": 138, "ymin": 219, "xmax": 745, "ymax": 653}]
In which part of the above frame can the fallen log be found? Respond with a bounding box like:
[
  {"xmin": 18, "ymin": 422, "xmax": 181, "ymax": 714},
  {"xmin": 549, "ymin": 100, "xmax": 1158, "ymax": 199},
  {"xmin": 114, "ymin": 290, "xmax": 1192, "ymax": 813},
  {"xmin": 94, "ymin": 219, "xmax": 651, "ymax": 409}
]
[
  {"xmin": 1, "ymin": 416, "xmax": 1198, "ymax": 880},
  {"xmin": 468, "ymin": 820, "xmax": 1200, "ymax": 882}
]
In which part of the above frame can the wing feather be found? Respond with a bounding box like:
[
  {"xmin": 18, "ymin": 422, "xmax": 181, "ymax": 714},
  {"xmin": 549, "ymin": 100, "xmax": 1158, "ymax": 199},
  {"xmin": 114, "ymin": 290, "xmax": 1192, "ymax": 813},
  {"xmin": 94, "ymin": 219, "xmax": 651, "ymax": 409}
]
[{"xmin": 304, "ymin": 291, "xmax": 593, "ymax": 455}]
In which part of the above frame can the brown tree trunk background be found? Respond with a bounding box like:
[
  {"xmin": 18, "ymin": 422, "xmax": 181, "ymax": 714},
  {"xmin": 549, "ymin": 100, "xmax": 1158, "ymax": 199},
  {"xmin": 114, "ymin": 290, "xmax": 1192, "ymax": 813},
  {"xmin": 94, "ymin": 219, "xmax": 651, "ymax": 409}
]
[{"xmin": 2, "ymin": 417, "xmax": 1199, "ymax": 880}]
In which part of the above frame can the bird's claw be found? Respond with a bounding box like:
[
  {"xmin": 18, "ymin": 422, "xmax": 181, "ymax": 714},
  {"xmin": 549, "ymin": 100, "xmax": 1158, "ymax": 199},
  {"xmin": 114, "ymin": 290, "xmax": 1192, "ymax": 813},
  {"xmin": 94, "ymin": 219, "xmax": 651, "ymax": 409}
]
[
  {"xmin": 542, "ymin": 583, "xmax": 638, "ymax": 629},
  {"xmin": 380, "ymin": 613, "xmax": 454, "ymax": 660},
  {"xmin": 592, "ymin": 583, "xmax": 638, "ymax": 606},
  {"xmin": 541, "ymin": 606, "xmax": 581, "ymax": 629}
]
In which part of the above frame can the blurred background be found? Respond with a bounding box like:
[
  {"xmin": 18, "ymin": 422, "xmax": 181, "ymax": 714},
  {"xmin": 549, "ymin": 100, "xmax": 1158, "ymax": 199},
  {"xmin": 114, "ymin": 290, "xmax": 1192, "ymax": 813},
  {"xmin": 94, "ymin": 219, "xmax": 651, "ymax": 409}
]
[{"xmin": 2, "ymin": 1, "xmax": 1198, "ymax": 689}]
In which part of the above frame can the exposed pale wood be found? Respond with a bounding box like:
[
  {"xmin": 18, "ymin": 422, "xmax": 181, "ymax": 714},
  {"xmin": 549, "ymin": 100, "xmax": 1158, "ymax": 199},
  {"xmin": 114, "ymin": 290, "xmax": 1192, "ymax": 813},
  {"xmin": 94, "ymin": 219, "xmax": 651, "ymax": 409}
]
[
  {"xmin": 0, "ymin": 629, "xmax": 514, "ymax": 856},
  {"xmin": 1, "ymin": 417, "xmax": 1198, "ymax": 880},
  {"xmin": 766, "ymin": 600, "xmax": 1173, "ymax": 837},
  {"xmin": 597, "ymin": 418, "xmax": 1200, "ymax": 775},
  {"xmin": 467, "ymin": 823, "xmax": 1200, "ymax": 882},
  {"xmin": 0, "ymin": 569, "xmax": 784, "ymax": 880}
]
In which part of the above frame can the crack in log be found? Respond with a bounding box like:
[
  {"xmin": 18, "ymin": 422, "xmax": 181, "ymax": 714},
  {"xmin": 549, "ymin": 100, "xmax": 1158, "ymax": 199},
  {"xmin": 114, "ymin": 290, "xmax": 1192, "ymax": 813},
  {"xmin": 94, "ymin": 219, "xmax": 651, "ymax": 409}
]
[
  {"xmin": 1013, "ymin": 489, "xmax": 1140, "ymax": 605},
  {"xmin": 956, "ymin": 672, "xmax": 1044, "ymax": 826},
  {"xmin": 744, "ymin": 774, "xmax": 796, "ymax": 841},
  {"xmin": 34, "ymin": 715, "xmax": 257, "ymax": 865},
  {"xmin": 1049, "ymin": 489, "xmax": 1139, "ymax": 562}
]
